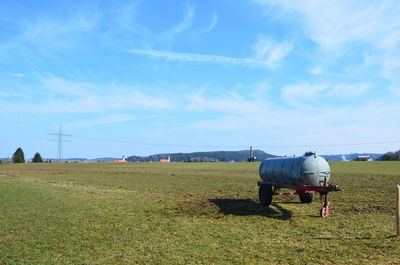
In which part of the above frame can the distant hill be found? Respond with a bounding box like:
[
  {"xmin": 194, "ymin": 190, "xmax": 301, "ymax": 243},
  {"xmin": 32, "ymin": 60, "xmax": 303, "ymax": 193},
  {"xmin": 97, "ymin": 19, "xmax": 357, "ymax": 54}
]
[
  {"xmin": 88, "ymin": 157, "xmax": 121, "ymax": 162},
  {"xmin": 321, "ymin": 153, "xmax": 383, "ymax": 161},
  {"xmin": 53, "ymin": 157, "xmax": 119, "ymax": 162},
  {"xmin": 126, "ymin": 150, "xmax": 276, "ymax": 162}
]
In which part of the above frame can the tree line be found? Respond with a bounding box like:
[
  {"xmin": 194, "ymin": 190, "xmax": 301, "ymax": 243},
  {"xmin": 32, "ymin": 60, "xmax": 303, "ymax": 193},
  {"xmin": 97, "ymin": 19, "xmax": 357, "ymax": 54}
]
[
  {"xmin": 1, "ymin": 147, "xmax": 43, "ymax": 163},
  {"xmin": 379, "ymin": 149, "xmax": 400, "ymax": 161}
]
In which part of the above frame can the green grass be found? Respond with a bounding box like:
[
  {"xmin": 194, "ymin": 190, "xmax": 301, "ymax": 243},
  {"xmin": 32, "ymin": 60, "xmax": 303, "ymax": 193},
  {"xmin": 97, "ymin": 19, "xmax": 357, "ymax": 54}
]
[{"xmin": 1, "ymin": 162, "xmax": 399, "ymax": 264}]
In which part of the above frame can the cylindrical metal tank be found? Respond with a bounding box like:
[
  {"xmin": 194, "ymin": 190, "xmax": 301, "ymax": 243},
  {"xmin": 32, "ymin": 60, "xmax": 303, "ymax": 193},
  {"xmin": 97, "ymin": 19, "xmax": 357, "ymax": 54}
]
[{"xmin": 259, "ymin": 153, "xmax": 330, "ymax": 186}]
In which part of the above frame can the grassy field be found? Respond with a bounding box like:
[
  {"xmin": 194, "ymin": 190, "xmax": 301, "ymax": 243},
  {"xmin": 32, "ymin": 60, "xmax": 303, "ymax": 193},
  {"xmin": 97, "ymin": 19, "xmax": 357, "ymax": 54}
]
[{"xmin": 1, "ymin": 161, "xmax": 399, "ymax": 264}]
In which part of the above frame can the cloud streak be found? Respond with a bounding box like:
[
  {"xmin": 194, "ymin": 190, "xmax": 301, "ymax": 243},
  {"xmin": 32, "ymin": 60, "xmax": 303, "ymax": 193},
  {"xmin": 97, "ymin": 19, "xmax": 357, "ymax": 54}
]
[
  {"xmin": 158, "ymin": 3, "xmax": 195, "ymax": 42},
  {"xmin": 282, "ymin": 82, "xmax": 372, "ymax": 107},
  {"xmin": 128, "ymin": 45, "xmax": 290, "ymax": 68},
  {"xmin": 185, "ymin": 91, "xmax": 269, "ymax": 114},
  {"xmin": 252, "ymin": 37, "xmax": 293, "ymax": 68},
  {"xmin": 19, "ymin": 11, "xmax": 99, "ymax": 52},
  {"xmin": 64, "ymin": 114, "xmax": 135, "ymax": 129},
  {"xmin": 201, "ymin": 12, "xmax": 218, "ymax": 33},
  {"xmin": 10, "ymin": 73, "xmax": 24, "ymax": 78},
  {"xmin": 0, "ymin": 76, "xmax": 175, "ymax": 114},
  {"xmin": 128, "ymin": 49, "xmax": 264, "ymax": 66}
]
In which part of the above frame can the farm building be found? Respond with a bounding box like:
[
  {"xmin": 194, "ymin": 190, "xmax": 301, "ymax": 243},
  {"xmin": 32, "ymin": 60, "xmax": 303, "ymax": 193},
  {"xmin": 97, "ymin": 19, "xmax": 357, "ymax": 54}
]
[
  {"xmin": 354, "ymin": 155, "xmax": 370, "ymax": 161},
  {"xmin": 115, "ymin": 156, "xmax": 127, "ymax": 163},
  {"xmin": 160, "ymin": 156, "xmax": 171, "ymax": 163}
]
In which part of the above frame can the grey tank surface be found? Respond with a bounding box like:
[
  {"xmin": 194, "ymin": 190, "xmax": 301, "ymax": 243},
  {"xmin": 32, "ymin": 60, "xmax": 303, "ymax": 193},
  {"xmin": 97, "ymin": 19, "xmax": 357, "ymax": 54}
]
[{"xmin": 259, "ymin": 154, "xmax": 330, "ymax": 186}]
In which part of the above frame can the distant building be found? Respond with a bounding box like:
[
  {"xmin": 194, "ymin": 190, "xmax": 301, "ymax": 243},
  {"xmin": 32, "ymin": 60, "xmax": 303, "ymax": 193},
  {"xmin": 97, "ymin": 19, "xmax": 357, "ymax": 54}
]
[
  {"xmin": 160, "ymin": 156, "xmax": 171, "ymax": 163},
  {"xmin": 354, "ymin": 155, "xmax": 370, "ymax": 161},
  {"xmin": 116, "ymin": 156, "xmax": 127, "ymax": 163}
]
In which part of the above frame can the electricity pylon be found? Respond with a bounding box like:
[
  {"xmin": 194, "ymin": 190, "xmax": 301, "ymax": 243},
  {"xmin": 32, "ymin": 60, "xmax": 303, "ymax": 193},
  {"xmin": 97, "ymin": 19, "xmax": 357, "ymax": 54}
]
[{"xmin": 48, "ymin": 124, "xmax": 71, "ymax": 162}]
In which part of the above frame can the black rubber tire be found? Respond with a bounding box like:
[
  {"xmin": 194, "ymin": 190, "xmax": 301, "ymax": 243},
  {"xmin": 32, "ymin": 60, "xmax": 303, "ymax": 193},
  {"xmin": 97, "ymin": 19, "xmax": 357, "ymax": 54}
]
[
  {"xmin": 299, "ymin": 192, "xmax": 314, "ymax": 203},
  {"xmin": 259, "ymin": 184, "xmax": 273, "ymax": 206}
]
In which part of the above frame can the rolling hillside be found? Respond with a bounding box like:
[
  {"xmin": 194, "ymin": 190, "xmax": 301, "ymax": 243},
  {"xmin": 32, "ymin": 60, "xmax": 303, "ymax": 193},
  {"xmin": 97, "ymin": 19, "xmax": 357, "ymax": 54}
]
[{"xmin": 126, "ymin": 150, "xmax": 276, "ymax": 162}]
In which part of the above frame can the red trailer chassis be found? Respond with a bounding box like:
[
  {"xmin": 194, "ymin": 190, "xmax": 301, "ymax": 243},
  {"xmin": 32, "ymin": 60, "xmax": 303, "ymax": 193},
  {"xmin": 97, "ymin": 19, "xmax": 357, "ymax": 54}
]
[{"xmin": 257, "ymin": 180, "xmax": 340, "ymax": 217}]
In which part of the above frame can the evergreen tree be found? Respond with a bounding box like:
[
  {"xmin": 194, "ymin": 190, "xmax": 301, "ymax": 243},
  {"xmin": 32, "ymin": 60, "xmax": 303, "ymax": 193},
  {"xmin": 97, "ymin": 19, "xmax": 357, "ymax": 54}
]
[
  {"xmin": 12, "ymin": 147, "xmax": 25, "ymax": 163},
  {"xmin": 32, "ymin": 152, "xmax": 43, "ymax": 163},
  {"xmin": 379, "ymin": 149, "xmax": 400, "ymax": 161}
]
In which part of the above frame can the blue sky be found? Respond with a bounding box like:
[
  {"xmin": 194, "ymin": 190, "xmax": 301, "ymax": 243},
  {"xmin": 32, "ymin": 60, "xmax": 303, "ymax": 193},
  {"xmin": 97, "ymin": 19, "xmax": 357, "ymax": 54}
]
[{"xmin": 1, "ymin": 0, "xmax": 400, "ymax": 159}]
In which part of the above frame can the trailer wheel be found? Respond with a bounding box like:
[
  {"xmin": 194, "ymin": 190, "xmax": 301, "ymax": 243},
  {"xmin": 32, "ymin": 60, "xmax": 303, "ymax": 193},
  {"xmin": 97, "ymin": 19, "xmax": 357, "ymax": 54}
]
[
  {"xmin": 299, "ymin": 192, "xmax": 314, "ymax": 203},
  {"xmin": 259, "ymin": 184, "xmax": 273, "ymax": 206},
  {"xmin": 320, "ymin": 200, "xmax": 330, "ymax": 218},
  {"xmin": 320, "ymin": 207, "xmax": 328, "ymax": 217}
]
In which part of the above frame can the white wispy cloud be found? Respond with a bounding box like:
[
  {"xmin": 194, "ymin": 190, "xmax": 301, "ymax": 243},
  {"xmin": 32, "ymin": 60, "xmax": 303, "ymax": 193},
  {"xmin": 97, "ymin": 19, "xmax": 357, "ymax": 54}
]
[
  {"xmin": 128, "ymin": 49, "xmax": 262, "ymax": 66},
  {"xmin": 309, "ymin": 66, "xmax": 323, "ymax": 75},
  {"xmin": 0, "ymin": 91, "xmax": 22, "ymax": 98},
  {"xmin": 388, "ymin": 85, "xmax": 400, "ymax": 96},
  {"xmin": 254, "ymin": 82, "xmax": 270, "ymax": 94},
  {"xmin": 19, "ymin": 11, "xmax": 99, "ymax": 52},
  {"xmin": 64, "ymin": 114, "xmax": 135, "ymax": 129},
  {"xmin": 158, "ymin": 3, "xmax": 195, "ymax": 42},
  {"xmin": 0, "ymin": 8, "xmax": 101, "ymax": 65},
  {"xmin": 282, "ymin": 83, "xmax": 328, "ymax": 106},
  {"xmin": 109, "ymin": 89, "xmax": 173, "ymax": 110},
  {"xmin": 112, "ymin": 2, "xmax": 150, "ymax": 37},
  {"xmin": 128, "ymin": 45, "xmax": 289, "ymax": 68},
  {"xmin": 201, "ymin": 11, "xmax": 218, "ymax": 33},
  {"xmin": 282, "ymin": 82, "xmax": 371, "ymax": 106},
  {"xmin": 0, "ymin": 76, "xmax": 174, "ymax": 114},
  {"xmin": 10, "ymin": 73, "xmax": 24, "ymax": 78},
  {"xmin": 185, "ymin": 91, "xmax": 269, "ymax": 114},
  {"xmin": 252, "ymin": 37, "xmax": 292, "ymax": 68},
  {"xmin": 42, "ymin": 76, "xmax": 94, "ymax": 98},
  {"xmin": 328, "ymin": 83, "xmax": 371, "ymax": 97},
  {"xmin": 378, "ymin": 55, "xmax": 400, "ymax": 92}
]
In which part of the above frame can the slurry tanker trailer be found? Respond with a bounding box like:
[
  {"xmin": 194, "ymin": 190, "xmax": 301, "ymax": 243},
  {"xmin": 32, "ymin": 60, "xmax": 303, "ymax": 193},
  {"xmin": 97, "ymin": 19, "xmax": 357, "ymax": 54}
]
[{"xmin": 258, "ymin": 152, "xmax": 340, "ymax": 217}]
